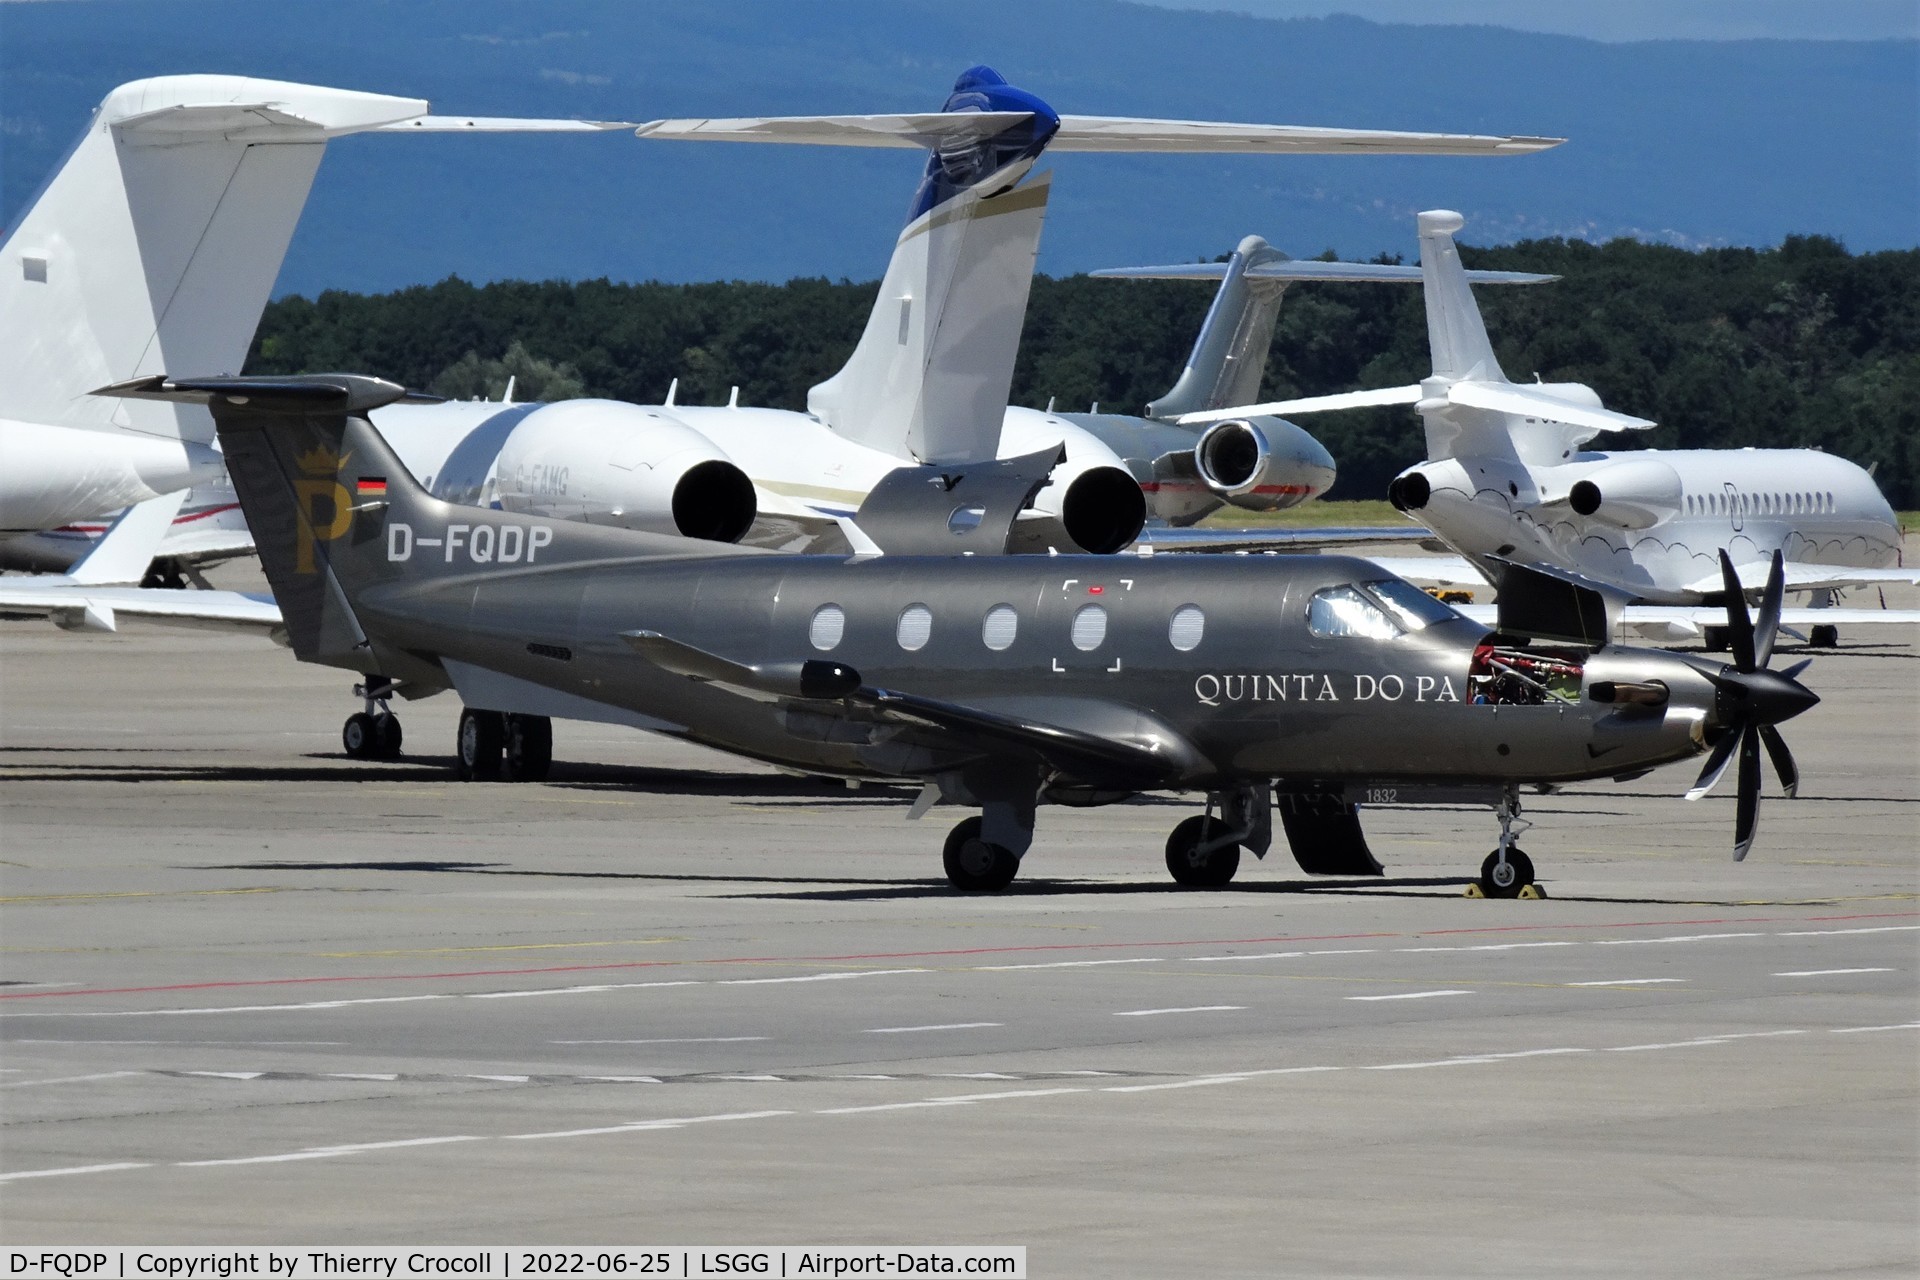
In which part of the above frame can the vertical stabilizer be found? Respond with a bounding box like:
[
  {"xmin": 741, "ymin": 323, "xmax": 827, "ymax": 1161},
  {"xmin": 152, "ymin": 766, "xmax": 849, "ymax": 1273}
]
[
  {"xmin": 0, "ymin": 77, "xmax": 429, "ymax": 445},
  {"xmin": 1418, "ymin": 210, "xmax": 1507, "ymax": 385},
  {"xmin": 1147, "ymin": 235, "xmax": 1293, "ymax": 418},
  {"xmin": 807, "ymin": 67, "xmax": 1058, "ymax": 465}
]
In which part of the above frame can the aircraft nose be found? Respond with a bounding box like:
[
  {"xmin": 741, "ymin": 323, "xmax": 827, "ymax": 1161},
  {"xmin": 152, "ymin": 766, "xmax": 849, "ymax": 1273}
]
[{"xmin": 1714, "ymin": 666, "xmax": 1820, "ymax": 728}]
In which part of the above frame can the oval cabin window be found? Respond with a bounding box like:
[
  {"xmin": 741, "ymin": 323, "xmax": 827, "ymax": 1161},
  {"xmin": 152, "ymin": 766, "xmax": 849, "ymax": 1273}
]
[
  {"xmin": 1071, "ymin": 604, "xmax": 1108, "ymax": 651},
  {"xmin": 809, "ymin": 604, "xmax": 845, "ymax": 651},
  {"xmin": 897, "ymin": 604, "xmax": 933, "ymax": 652},
  {"xmin": 981, "ymin": 604, "xmax": 1018, "ymax": 651},
  {"xmin": 1169, "ymin": 604, "xmax": 1205, "ymax": 651}
]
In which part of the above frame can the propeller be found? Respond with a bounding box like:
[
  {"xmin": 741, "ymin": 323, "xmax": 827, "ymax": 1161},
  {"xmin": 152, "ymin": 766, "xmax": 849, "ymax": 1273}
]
[{"xmin": 1683, "ymin": 550, "xmax": 1819, "ymax": 860}]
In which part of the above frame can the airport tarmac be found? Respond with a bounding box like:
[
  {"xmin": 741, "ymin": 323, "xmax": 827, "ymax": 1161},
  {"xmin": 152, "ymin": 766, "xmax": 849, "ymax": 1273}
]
[{"xmin": 1, "ymin": 604, "xmax": 1916, "ymax": 1277}]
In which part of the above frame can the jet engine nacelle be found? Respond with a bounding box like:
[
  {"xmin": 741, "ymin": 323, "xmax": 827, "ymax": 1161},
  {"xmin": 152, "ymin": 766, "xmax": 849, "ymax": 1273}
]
[
  {"xmin": 1194, "ymin": 417, "xmax": 1336, "ymax": 512},
  {"xmin": 494, "ymin": 400, "xmax": 756, "ymax": 543},
  {"xmin": 1565, "ymin": 458, "xmax": 1683, "ymax": 530},
  {"xmin": 1000, "ymin": 414, "xmax": 1147, "ymax": 554}
]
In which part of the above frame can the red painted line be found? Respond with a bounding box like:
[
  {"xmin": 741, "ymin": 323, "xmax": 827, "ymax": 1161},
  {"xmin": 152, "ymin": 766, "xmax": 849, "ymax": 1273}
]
[{"xmin": 5, "ymin": 910, "xmax": 1912, "ymax": 1004}]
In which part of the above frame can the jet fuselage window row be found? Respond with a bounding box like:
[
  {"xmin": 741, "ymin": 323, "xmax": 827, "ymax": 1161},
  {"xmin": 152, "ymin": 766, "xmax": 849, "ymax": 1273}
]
[
  {"xmin": 1682, "ymin": 491, "xmax": 1834, "ymax": 517},
  {"xmin": 805, "ymin": 601, "xmax": 1212, "ymax": 656}
]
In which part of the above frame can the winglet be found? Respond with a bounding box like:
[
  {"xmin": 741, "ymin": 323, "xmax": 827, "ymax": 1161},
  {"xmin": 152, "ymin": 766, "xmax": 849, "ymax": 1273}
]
[{"xmin": 65, "ymin": 490, "xmax": 189, "ymax": 586}]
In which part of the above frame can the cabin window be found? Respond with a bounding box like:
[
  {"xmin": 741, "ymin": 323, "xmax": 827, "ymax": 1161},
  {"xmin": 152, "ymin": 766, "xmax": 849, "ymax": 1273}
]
[
  {"xmin": 809, "ymin": 604, "xmax": 845, "ymax": 651},
  {"xmin": 896, "ymin": 604, "xmax": 933, "ymax": 652},
  {"xmin": 1071, "ymin": 603, "xmax": 1108, "ymax": 651},
  {"xmin": 1168, "ymin": 604, "xmax": 1205, "ymax": 651},
  {"xmin": 1307, "ymin": 586, "xmax": 1400, "ymax": 640},
  {"xmin": 981, "ymin": 604, "xmax": 1018, "ymax": 651},
  {"xmin": 1365, "ymin": 578, "xmax": 1461, "ymax": 632}
]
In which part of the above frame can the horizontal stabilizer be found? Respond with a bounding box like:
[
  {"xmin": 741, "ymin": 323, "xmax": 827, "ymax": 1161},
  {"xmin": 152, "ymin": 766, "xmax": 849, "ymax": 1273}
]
[
  {"xmin": 0, "ymin": 582, "xmax": 281, "ymax": 632},
  {"xmin": 1684, "ymin": 561, "xmax": 1920, "ymax": 596},
  {"xmin": 1447, "ymin": 380, "xmax": 1656, "ymax": 433},
  {"xmin": 378, "ymin": 116, "xmax": 639, "ymax": 132},
  {"xmin": 637, "ymin": 113, "xmax": 1562, "ymax": 156},
  {"xmin": 98, "ymin": 373, "xmax": 440, "ymax": 415},
  {"xmin": 1095, "ymin": 262, "xmax": 1556, "ymax": 284},
  {"xmin": 1173, "ymin": 384, "xmax": 1422, "ymax": 425}
]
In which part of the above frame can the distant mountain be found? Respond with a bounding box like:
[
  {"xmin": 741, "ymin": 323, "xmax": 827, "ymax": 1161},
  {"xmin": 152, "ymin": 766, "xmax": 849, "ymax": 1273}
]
[{"xmin": 2, "ymin": 0, "xmax": 1913, "ymax": 296}]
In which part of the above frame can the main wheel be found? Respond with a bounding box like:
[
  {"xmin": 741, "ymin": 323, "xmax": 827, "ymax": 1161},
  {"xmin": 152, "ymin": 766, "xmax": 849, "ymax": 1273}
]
[
  {"xmin": 942, "ymin": 816, "xmax": 1020, "ymax": 892},
  {"xmin": 374, "ymin": 713, "xmax": 404, "ymax": 760},
  {"xmin": 456, "ymin": 708, "xmax": 505, "ymax": 781},
  {"xmin": 1165, "ymin": 814, "xmax": 1242, "ymax": 888},
  {"xmin": 505, "ymin": 714, "xmax": 553, "ymax": 781},
  {"xmin": 1478, "ymin": 847, "xmax": 1536, "ymax": 898},
  {"xmin": 342, "ymin": 713, "xmax": 378, "ymax": 759}
]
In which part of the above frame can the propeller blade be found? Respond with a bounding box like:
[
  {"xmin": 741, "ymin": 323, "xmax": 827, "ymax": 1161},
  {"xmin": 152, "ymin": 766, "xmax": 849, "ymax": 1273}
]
[
  {"xmin": 1752, "ymin": 550, "xmax": 1785, "ymax": 668},
  {"xmin": 1718, "ymin": 550, "xmax": 1755, "ymax": 672},
  {"xmin": 1758, "ymin": 724, "xmax": 1800, "ymax": 799},
  {"xmin": 1779, "ymin": 658, "xmax": 1813, "ymax": 683},
  {"xmin": 1685, "ymin": 727, "xmax": 1741, "ymax": 801},
  {"xmin": 1733, "ymin": 725, "xmax": 1761, "ymax": 862}
]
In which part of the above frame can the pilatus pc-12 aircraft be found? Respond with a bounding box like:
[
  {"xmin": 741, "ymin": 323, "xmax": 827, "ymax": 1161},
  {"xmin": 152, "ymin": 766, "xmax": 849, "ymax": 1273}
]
[
  {"xmin": 1173, "ymin": 210, "xmax": 1920, "ymax": 644},
  {"xmin": 108, "ymin": 371, "xmax": 1821, "ymax": 896}
]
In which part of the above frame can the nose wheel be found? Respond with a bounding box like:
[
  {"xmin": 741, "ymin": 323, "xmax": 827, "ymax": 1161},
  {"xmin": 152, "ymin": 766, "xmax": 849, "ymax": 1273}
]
[
  {"xmin": 942, "ymin": 816, "xmax": 1020, "ymax": 892},
  {"xmin": 1476, "ymin": 786, "xmax": 1536, "ymax": 897}
]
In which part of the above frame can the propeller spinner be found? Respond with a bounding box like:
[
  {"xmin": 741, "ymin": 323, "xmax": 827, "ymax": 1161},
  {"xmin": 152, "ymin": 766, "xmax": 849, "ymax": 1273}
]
[{"xmin": 1683, "ymin": 550, "xmax": 1820, "ymax": 860}]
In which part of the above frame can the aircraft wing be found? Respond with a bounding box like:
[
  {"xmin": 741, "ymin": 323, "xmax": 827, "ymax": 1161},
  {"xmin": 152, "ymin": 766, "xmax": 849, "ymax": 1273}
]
[
  {"xmin": 1682, "ymin": 561, "xmax": 1920, "ymax": 595},
  {"xmin": 376, "ymin": 116, "xmax": 639, "ymax": 132},
  {"xmin": 1172, "ymin": 384, "xmax": 1423, "ymax": 425},
  {"xmin": 1357, "ymin": 554, "xmax": 1490, "ymax": 588},
  {"xmin": 0, "ymin": 583, "xmax": 282, "ymax": 633},
  {"xmin": 1139, "ymin": 526, "xmax": 1433, "ymax": 553},
  {"xmin": 636, "ymin": 113, "xmax": 1562, "ymax": 156},
  {"xmin": 1172, "ymin": 378, "xmax": 1659, "ymax": 431},
  {"xmin": 1450, "ymin": 603, "xmax": 1920, "ymax": 641}
]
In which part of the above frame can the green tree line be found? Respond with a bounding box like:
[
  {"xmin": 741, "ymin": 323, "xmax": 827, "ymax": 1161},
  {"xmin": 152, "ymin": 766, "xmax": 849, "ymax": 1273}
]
[{"xmin": 248, "ymin": 235, "xmax": 1920, "ymax": 506}]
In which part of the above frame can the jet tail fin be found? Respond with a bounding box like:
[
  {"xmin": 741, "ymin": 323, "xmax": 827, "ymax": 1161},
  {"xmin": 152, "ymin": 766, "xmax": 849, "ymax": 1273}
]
[
  {"xmin": 64, "ymin": 490, "xmax": 189, "ymax": 586},
  {"xmin": 1143, "ymin": 236, "xmax": 1293, "ymax": 419},
  {"xmin": 1418, "ymin": 209, "xmax": 1507, "ymax": 384}
]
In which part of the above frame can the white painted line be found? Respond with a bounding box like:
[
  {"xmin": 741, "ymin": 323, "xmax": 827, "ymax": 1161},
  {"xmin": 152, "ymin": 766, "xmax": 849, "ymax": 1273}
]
[
  {"xmin": 1366, "ymin": 1058, "xmax": 1496, "ymax": 1071},
  {"xmin": 469, "ymin": 980, "xmax": 701, "ymax": 999},
  {"xmin": 503, "ymin": 1110, "xmax": 790, "ymax": 1140},
  {"xmin": 579, "ymin": 1076, "xmax": 663, "ymax": 1083},
  {"xmin": 182, "ymin": 1071, "xmax": 265, "ymax": 1080},
  {"xmin": 1, "ymin": 994, "xmax": 454, "ymax": 1018},
  {"xmin": 1474, "ymin": 1048, "xmax": 1592, "ymax": 1060},
  {"xmin": 1773, "ymin": 968, "xmax": 1894, "ymax": 977},
  {"xmin": 1594, "ymin": 932, "xmax": 1765, "ymax": 946},
  {"xmin": 179, "ymin": 1136, "xmax": 482, "ymax": 1166},
  {"xmin": 1610, "ymin": 1030, "xmax": 1809, "ymax": 1052},
  {"xmin": 815, "ymin": 1100, "xmax": 963, "ymax": 1115},
  {"xmin": 323, "ymin": 1073, "xmax": 400, "ymax": 1081},
  {"xmin": 712, "ymin": 1074, "xmax": 783, "ymax": 1082},
  {"xmin": 1113, "ymin": 1005, "xmax": 1246, "ymax": 1017},
  {"xmin": 554, "ymin": 1037, "xmax": 767, "ymax": 1045},
  {"xmin": 1830, "ymin": 1022, "xmax": 1920, "ymax": 1034},
  {"xmin": 1236, "ymin": 1066, "xmax": 1347, "ymax": 1078},
  {"xmin": 1567, "ymin": 979, "xmax": 1689, "ymax": 986},
  {"xmin": 924, "ymin": 1087, "xmax": 1088, "ymax": 1104},
  {"xmin": 1346, "ymin": 990, "xmax": 1472, "ymax": 1002},
  {"xmin": 1395, "ymin": 942, "xmax": 1576, "ymax": 953},
  {"xmin": 1305, "ymin": 949, "xmax": 1380, "ymax": 956},
  {"xmin": 0, "ymin": 1070, "xmax": 141, "ymax": 1089},
  {"xmin": 865, "ymin": 1022, "xmax": 1002, "ymax": 1034},
  {"xmin": 975, "ymin": 958, "xmax": 1166, "ymax": 971},
  {"xmin": 1777, "ymin": 926, "xmax": 1920, "ymax": 937},
  {"xmin": 0, "ymin": 1162, "xmax": 150, "ymax": 1182},
  {"xmin": 1185, "ymin": 951, "xmax": 1305, "ymax": 963},
  {"xmin": 305, "ymin": 1136, "xmax": 485, "ymax": 1156},
  {"xmin": 467, "ymin": 1075, "xmax": 531, "ymax": 1083},
  {"xmin": 932, "ymin": 1072, "xmax": 1018, "ymax": 1080},
  {"xmin": 1101, "ymin": 1075, "xmax": 1249, "ymax": 1093},
  {"xmin": 718, "ymin": 969, "xmax": 929, "ymax": 985}
]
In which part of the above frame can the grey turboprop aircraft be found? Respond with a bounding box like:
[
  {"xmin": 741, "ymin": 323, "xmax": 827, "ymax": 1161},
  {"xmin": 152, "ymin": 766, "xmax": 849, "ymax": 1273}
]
[{"xmin": 106, "ymin": 373, "xmax": 1821, "ymax": 894}]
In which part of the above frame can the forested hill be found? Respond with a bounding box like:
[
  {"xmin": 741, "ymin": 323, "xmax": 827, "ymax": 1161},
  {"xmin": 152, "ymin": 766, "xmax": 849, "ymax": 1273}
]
[{"xmin": 248, "ymin": 235, "xmax": 1920, "ymax": 507}]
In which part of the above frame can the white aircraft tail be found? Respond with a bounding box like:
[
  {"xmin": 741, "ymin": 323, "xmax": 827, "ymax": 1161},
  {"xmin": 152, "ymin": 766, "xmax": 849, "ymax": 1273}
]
[
  {"xmin": 63, "ymin": 490, "xmax": 189, "ymax": 586},
  {"xmin": 1417, "ymin": 210, "xmax": 1508, "ymax": 385},
  {"xmin": 0, "ymin": 77, "xmax": 437, "ymax": 445},
  {"xmin": 1145, "ymin": 236, "xmax": 1292, "ymax": 419}
]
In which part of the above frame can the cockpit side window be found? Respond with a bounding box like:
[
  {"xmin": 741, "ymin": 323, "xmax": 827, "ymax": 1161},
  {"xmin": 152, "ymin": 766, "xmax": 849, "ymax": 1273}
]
[
  {"xmin": 1363, "ymin": 579, "xmax": 1463, "ymax": 631},
  {"xmin": 1307, "ymin": 585, "xmax": 1401, "ymax": 640}
]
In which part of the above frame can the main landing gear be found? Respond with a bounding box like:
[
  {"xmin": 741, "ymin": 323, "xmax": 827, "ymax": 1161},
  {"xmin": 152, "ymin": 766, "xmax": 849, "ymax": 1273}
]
[
  {"xmin": 342, "ymin": 677, "xmax": 404, "ymax": 760},
  {"xmin": 455, "ymin": 707, "xmax": 552, "ymax": 782},
  {"xmin": 1164, "ymin": 785, "xmax": 1270, "ymax": 888},
  {"xmin": 1477, "ymin": 786, "xmax": 1537, "ymax": 898},
  {"xmin": 942, "ymin": 816, "xmax": 1020, "ymax": 892}
]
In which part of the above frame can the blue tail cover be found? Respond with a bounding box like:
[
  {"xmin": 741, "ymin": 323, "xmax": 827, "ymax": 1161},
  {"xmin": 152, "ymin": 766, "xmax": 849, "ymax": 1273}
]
[{"xmin": 906, "ymin": 65, "xmax": 1059, "ymax": 222}]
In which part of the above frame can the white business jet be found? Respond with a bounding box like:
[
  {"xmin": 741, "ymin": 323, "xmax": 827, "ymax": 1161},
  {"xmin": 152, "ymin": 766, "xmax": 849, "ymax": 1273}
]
[{"xmin": 1175, "ymin": 210, "xmax": 1917, "ymax": 644}]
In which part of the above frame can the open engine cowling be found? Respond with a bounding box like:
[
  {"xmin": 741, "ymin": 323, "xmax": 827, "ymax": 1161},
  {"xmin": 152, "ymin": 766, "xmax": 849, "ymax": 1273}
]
[
  {"xmin": 493, "ymin": 400, "xmax": 756, "ymax": 543},
  {"xmin": 1194, "ymin": 417, "xmax": 1336, "ymax": 512}
]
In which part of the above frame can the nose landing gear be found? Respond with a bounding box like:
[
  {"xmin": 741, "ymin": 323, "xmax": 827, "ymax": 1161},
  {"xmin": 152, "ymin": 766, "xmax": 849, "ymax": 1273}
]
[{"xmin": 1476, "ymin": 786, "xmax": 1537, "ymax": 898}]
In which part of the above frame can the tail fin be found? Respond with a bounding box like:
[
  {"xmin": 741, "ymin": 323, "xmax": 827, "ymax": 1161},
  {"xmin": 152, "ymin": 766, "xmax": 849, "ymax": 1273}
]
[
  {"xmin": 1146, "ymin": 236, "xmax": 1293, "ymax": 419},
  {"xmin": 806, "ymin": 67, "xmax": 1056, "ymax": 465},
  {"xmin": 1, "ymin": 77, "xmax": 431, "ymax": 446},
  {"xmin": 1417, "ymin": 209, "xmax": 1507, "ymax": 384},
  {"xmin": 64, "ymin": 490, "xmax": 189, "ymax": 586},
  {"xmin": 99, "ymin": 374, "xmax": 744, "ymax": 683}
]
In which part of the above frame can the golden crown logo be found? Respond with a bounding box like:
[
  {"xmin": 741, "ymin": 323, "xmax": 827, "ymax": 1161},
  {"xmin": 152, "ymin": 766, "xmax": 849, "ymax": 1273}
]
[{"xmin": 297, "ymin": 446, "xmax": 352, "ymax": 477}]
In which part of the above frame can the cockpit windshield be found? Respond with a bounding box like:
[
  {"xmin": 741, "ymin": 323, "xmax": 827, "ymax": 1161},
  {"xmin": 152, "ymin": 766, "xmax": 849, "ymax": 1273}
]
[{"xmin": 1307, "ymin": 580, "xmax": 1466, "ymax": 640}]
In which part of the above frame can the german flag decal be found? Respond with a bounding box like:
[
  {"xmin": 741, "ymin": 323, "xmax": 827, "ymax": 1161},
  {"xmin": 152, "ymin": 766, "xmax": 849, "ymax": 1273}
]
[{"xmin": 357, "ymin": 477, "xmax": 388, "ymax": 497}]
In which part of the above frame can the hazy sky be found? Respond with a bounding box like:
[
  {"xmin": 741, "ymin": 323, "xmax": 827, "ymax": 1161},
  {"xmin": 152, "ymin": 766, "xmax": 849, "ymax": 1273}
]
[{"xmin": 1141, "ymin": 0, "xmax": 1919, "ymax": 42}]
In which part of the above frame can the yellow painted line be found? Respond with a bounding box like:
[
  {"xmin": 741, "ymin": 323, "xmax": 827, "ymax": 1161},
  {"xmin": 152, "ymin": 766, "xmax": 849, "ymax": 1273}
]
[
  {"xmin": 314, "ymin": 938, "xmax": 683, "ymax": 958},
  {"xmin": 0, "ymin": 887, "xmax": 285, "ymax": 904}
]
